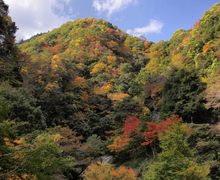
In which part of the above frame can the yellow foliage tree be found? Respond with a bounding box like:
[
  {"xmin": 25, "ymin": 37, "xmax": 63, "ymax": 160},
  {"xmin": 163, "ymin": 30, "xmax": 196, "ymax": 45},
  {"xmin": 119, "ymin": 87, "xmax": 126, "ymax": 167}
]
[
  {"xmin": 107, "ymin": 56, "xmax": 117, "ymax": 64},
  {"xmin": 171, "ymin": 53, "xmax": 184, "ymax": 68},
  {"xmin": 91, "ymin": 62, "xmax": 107, "ymax": 74}
]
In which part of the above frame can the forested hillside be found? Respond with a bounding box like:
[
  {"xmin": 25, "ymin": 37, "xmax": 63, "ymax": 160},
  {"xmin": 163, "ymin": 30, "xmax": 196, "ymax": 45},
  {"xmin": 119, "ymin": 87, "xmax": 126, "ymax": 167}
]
[{"xmin": 1, "ymin": 0, "xmax": 220, "ymax": 179}]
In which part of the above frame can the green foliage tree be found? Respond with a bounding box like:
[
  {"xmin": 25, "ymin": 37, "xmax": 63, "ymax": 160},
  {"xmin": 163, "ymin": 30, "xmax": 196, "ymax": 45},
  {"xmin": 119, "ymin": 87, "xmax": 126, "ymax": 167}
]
[
  {"xmin": 120, "ymin": 63, "xmax": 133, "ymax": 73},
  {"xmin": 0, "ymin": 0, "xmax": 23, "ymax": 86},
  {"xmin": 115, "ymin": 73, "xmax": 135, "ymax": 94},
  {"xmin": 145, "ymin": 118, "xmax": 210, "ymax": 180},
  {"xmin": 85, "ymin": 134, "xmax": 104, "ymax": 157},
  {"xmin": 6, "ymin": 88, "xmax": 46, "ymax": 135},
  {"xmin": 188, "ymin": 123, "xmax": 220, "ymax": 180},
  {"xmin": 0, "ymin": 120, "xmax": 16, "ymax": 179},
  {"xmin": 0, "ymin": 0, "xmax": 17, "ymax": 56},
  {"xmin": 12, "ymin": 132, "xmax": 75, "ymax": 180},
  {"xmin": 160, "ymin": 68, "xmax": 207, "ymax": 122},
  {"xmin": 0, "ymin": 83, "xmax": 11, "ymax": 122}
]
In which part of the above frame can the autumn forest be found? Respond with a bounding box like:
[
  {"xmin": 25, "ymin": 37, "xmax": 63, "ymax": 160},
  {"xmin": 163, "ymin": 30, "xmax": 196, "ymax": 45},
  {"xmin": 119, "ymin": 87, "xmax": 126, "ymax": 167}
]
[{"xmin": 1, "ymin": 0, "xmax": 220, "ymax": 179}]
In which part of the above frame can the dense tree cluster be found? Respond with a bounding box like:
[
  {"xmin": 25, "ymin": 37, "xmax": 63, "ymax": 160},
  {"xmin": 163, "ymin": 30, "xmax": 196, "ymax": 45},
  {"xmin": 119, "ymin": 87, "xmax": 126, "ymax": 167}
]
[{"xmin": 1, "ymin": 0, "xmax": 220, "ymax": 179}]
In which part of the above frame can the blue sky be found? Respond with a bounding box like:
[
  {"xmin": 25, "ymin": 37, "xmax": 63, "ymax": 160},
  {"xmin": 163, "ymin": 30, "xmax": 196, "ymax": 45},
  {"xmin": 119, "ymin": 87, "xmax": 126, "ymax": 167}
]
[{"xmin": 4, "ymin": 0, "xmax": 220, "ymax": 42}]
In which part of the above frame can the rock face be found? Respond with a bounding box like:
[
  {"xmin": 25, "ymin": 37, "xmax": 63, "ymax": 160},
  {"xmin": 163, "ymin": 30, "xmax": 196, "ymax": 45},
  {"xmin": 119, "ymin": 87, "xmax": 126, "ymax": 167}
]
[
  {"xmin": 148, "ymin": 104, "xmax": 159, "ymax": 119},
  {"xmin": 51, "ymin": 174, "xmax": 68, "ymax": 180},
  {"xmin": 101, "ymin": 156, "xmax": 113, "ymax": 164}
]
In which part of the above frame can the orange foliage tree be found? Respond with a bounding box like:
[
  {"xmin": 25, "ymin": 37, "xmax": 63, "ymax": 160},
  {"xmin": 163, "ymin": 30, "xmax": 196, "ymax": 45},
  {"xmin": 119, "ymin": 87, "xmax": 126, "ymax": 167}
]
[
  {"xmin": 203, "ymin": 44, "xmax": 211, "ymax": 54},
  {"xmin": 83, "ymin": 161, "xmax": 137, "ymax": 180}
]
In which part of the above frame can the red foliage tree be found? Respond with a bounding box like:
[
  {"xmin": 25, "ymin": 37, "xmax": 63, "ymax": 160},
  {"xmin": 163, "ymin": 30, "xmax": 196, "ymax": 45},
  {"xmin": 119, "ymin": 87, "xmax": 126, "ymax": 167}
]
[
  {"xmin": 50, "ymin": 43, "xmax": 63, "ymax": 55},
  {"xmin": 141, "ymin": 115, "xmax": 184, "ymax": 159},
  {"xmin": 107, "ymin": 117, "xmax": 141, "ymax": 154},
  {"xmin": 122, "ymin": 116, "xmax": 140, "ymax": 137}
]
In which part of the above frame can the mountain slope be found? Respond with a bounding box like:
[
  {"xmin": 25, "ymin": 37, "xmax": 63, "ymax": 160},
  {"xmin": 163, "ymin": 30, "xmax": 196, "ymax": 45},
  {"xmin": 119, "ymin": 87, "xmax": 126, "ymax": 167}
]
[
  {"xmin": 18, "ymin": 18, "xmax": 150, "ymax": 137},
  {"xmin": 18, "ymin": 3, "xmax": 220, "ymax": 129}
]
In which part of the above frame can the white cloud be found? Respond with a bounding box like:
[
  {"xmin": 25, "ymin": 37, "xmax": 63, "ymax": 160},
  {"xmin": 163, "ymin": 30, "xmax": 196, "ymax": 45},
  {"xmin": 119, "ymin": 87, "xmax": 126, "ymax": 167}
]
[
  {"xmin": 4, "ymin": 0, "xmax": 74, "ymax": 41},
  {"xmin": 93, "ymin": 0, "xmax": 137, "ymax": 16},
  {"xmin": 127, "ymin": 19, "xmax": 163, "ymax": 37},
  {"xmin": 126, "ymin": 29, "xmax": 133, "ymax": 34}
]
